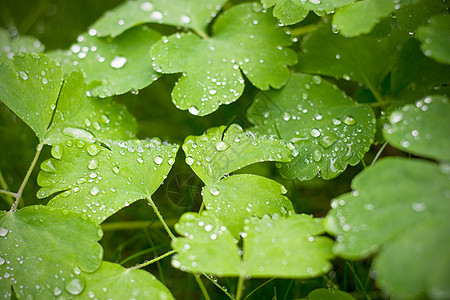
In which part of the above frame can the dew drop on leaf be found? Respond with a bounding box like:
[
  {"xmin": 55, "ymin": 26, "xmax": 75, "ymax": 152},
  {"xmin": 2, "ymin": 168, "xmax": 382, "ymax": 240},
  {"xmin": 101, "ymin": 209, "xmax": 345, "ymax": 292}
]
[
  {"xmin": 0, "ymin": 227, "xmax": 9, "ymax": 237},
  {"xmin": 215, "ymin": 141, "xmax": 229, "ymax": 151},
  {"xmin": 209, "ymin": 187, "xmax": 220, "ymax": 196},
  {"xmin": 86, "ymin": 144, "xmax": 100, "ymax": 156},
  {"xmin": 185, "ymin": 156, "xmax": 195, "ymax": 165},
  {"xmin": 188, "ymin": 106, "xmax": 200, "ymax": 115},
  {"xmin": 154, "ymin": 156, "xmax": 163, "ymax": 165},
  {"xmin": 110, "ymin": 56, "xmax": 127, "ymax": 69},
  {"xmin": 343, "ymin": 116, "xmax": 356, "ymax": 125},
  {"xmin": 65, "ymin": 278, "xmax": 85, "ymax": 295},
  {"xmin": 310, "ymin": 128, "xmax": 321, "ymax": 138},
  {"xmin": 90, "ymin": 187, "xmax": 100, "ymax": 196}
]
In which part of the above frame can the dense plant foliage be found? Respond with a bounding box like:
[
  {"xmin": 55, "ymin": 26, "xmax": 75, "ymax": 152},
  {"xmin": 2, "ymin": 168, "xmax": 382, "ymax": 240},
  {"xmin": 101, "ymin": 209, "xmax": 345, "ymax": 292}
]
[{"xmin": 0, "ymin": 0, "xmax": 449, "ymax": 299}]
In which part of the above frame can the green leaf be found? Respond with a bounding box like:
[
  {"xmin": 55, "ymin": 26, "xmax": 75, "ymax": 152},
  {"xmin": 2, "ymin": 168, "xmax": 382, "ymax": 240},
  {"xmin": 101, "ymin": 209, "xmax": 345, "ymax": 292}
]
[
  {"xmin": 37, "ymin": 138, "xmax": 179, "ymax": 224},
  {"xmin": 325, "ymin": 157, "xmax": 450, "ymax": 299},
  {"xmin": 261, "ymin": 0, "xmax": 309, "ymax": 25},
  {"xmin": 151, "ymin": 3, "xmax": 296, "ymax": 116},
  {"xmin": 383, "ymin": 95, "xmax": 450, "ymax": 161},
  {"xmin": 182, "ymin": 124, "xmax": 291, "ymax": 185},
  {"xmin": 78, "ymin": 261, "xmax": 174, "ymax": 299},
  {"xmin": 247, "ymin": 73, "xmax": 375, "ymax": 180},
  {"xmin": 306, "ymin": 288, "xmax": 355, "ymax": 300},
  {"xmin": 332, "ymin": 0, "xmax": 396, "ymax": 37},
  {"xmin": 0, "ymin": 53, "xmax": 63, "ymax": 141},
  {"xmin": 296, "ymin": 25, "xmax": 408, "ymax": 90},
  {"xmin": 43, "ymin": 71, "xmax": 137, "ymax": 145},
  {"xmin": 203, "ymin": 174, "xmax": 294, "ymax": 237},
  {"xmin": 0, "ymin": 205, "xmax": 103, "ymax": 300},
  {"xmin": 91, "ymin": 0, "xmax": 227, "ymax": 38},
  {"xmin": 417, "ymin": 14, "xmax": 450, "ymax": 65},
  {"xmin": 172, "ymin": 212, "xmax": 335, "ymax": 278},
  {"xmin": 0, "ymin": 28, "xmax": 44, "ymax": 59},
  {"xmin": 49, "ymin": 26, "xmax": 162, "ymax": 97},
  {"xmin": 396, "ymin": 0, "xmax": 448, "ymax": 33}
]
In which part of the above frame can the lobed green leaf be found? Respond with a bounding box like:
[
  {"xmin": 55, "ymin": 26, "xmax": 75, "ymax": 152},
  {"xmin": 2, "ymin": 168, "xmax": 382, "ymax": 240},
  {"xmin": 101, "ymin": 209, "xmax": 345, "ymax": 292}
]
[
  {"xmin": 0, "ymin": 28, "xmax": 44, "ymax": 59},
  {"xmin": 417, "ymin": 14, "xmax": 450, "ymax": 65}
]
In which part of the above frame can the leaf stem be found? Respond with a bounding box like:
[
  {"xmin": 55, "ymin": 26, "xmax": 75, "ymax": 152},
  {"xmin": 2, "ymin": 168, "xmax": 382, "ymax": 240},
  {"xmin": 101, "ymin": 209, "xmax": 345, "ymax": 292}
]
[
  {"xmin": 146, "ymin": 197, "xmax": 176, "ymax": 239},
  {"xmin": 346, "ymin": 261, "xmax": 371, "ymax": 300},
  {"xmin": 10, "ymin": 142, "xmax": 43, "ymax": 212},
  {"xmin": 235, "ymin": 273, "xmax": 245, "ymax": 300},
  {"xmin": 0, "ymin": 171, "xmax": 15, "ymax": 205},
  {"xmin": 194, "ymin": 274, "xmax": 211, "ymax": 300},
  {"xmin": 290, "ymin": 23, "xmax": 320, "ymax": 36},
  {"xmin": 194, "ymin": 28, "xmax": 210, "ymax": 40},
  {"xmin": 243, "ymin": 278, "xmax": 276, "ymax": 300},
  {"xmin": 371, "ymin": 141, "xmax": 388, "ymax": 167},
  {"xmin": 361, "ymin": 74, "xmax": 384, "ymax": 104},
  {"xmin": 203, "ymin": 273, "xmax": 235, "ymax": 300},
  {"xmin": 128, "ymin": 249, "xmax": 176, "ymax": 270}
]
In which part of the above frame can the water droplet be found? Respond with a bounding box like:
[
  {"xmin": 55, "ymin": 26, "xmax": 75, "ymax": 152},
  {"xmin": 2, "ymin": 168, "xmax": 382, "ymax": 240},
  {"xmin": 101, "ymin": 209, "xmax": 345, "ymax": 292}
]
[
  {"xmin": 312, "ymin": 75, "xmax": 322, "ymax": 84},
  {"xmin": 154, "ymin": 156, "xmax": 163, "ymax": 165},
  {"xmin": 112, "ymin": 166, "xmax": 120, "ymax": 174},
  {"xmin": 62, "ymin": 127, "xmax": 94, "ymax": 140},
  {"xmin": 0, "ymin": 256, "xmax": 5, "ymax": 265},
  {"xmin": 280, "ymin": 185, "xmax": 288, "ymax": 194},
  {"xmin": 42, "ymin": 160, "xmax": 57, "ymax": 173},
  {"xmin": 0, "ymin": 227, "xmax": 9, "ymax": 236},
  {"xmin": 319, "ymin": 134, "xmax": 338, "ymax": 149},
  {"xmin": 53, "ymin": 287, "xmax": 62, "ymax": 296},
  {"xmin": 86, "ymin": 144, "xmax": 100, "ymax": 156},
  {"xmin": 150, "ymin": 11, "xmax": 163, "ymax": 20},
  {"xmin": 51, "ymin": 145, "xmax": 63, "ymax": 159},
  {"xmin": 100, "ymin": 114, "xmax": 110, "ymax": 124},
  {"xmin": 412, "ymin": 202, "xmax": 426, "ymax": 212},
  {"xmin": 209, "ymin": 187, "xmax": 220, "ymax": 196},
  {"xmin": 180, "ymin": 15, "xmax": 191, "ymax": 24},
  {"xmin": 137, "ymin": 157, "xmax": 144, "ymax": 164},
  {"xmin": 188, "ymin": 106, "xmax": 199, "ymax": 115},
  {"xmin": 313, "ymin": 149, "xmax": 322, "ymax": 161},
  {"xmin": 88, "ymin": 159, "xmax": 98, "ymax": 170},
  {"xmin": 185, "ymin": 156, "xmax": 194, "ymax": 165},
  {"xmin": 110, "ymin": 56, "xmax": 127, "ymax": 69},
  {"xmin": 90, "ymin": 187, "xmax": 100, "ymax": 196},
  {"xmin": 332, "ymin": 118, "xmax": 341, "ymax": 126},
  {"xmin": 390, "ymin": 111, "xmax": 403, "ymax": 124},
  {"xmin": 19, "ymin": 71, "xmax": 28, "ymax": 80},
  {"xmin": 309, "ymin": 128, "xmax": 321, "ymax": 137},
  {"xmin": 343, "ymin": 116, "xmax": 355, "ymax": 125},
  {"xmin": 140, "ymin": 2, "xmax": 154, "ymax": 11},
  {"xmin": 216, "ymin": 141, "xmax": 228, "ymax": 151},
  {"xmin": 65, "ymin": 278, "xmax": 85, "ymax": 295}
]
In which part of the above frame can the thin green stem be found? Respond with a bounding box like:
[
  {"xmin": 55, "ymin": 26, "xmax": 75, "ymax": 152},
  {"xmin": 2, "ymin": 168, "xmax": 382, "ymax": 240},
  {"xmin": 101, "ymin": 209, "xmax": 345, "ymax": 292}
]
[
  {"xmin": 243, "ymin": 278, "xmax": 276, "ymax": 300},
  {"xmin": 346, "ymin": 261, "xmax": 371, "ymax": 300},
  {"xmin": 0, "ymin": 171, "xmax": 14, "ymax": 205},
  {"xmin": 128, "ymin": 249, "xmax": 176, "ymax": 270},
  {"xmin": 282, "ymin": 279, "xmax": 294, "ymax": 300},
  {"xmin": 101, "ymin": 219, "xmax": 177, "ymax": 231},
  {"xmin": 194, "ymin": 274, "xmax": 211, "ymax": 300},
  {"xmin": 194, "ymin": 28, "xmax": 210, "ymax": 40},
  {"xmin": 235, "ymin": 273, "xmax": 245, "ymax": 300},
  {"xmin": 146, "ymin": 197, "xmax": 176, "ymax": 240},
  {"xmin": 371, "ymin": 141, "xmax": 388, "ymax": 167},
  {"xmin": 361, "ymin": 74, "xmax": 384, "ymax": 104},
  {"xmin": 203, "ymin": 273, "xmax": 235, "ymax": 300},
  {"xmin": 119, "ymin": 244, "xmax": 166, "ymax": 265},
  {"xmin": 290, "ymin": 23, "xmax": 321, "ymax": 36},
  {"xmin": 10, "ymin": 142, "xmax": 43, "ymax": 212}
]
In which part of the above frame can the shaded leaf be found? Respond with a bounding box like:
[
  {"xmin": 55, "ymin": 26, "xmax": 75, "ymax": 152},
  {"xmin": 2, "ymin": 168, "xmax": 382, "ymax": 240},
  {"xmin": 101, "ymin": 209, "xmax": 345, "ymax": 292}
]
[
  {"xmin": 172, "ymin": 212, "xmax": 335, "ymax": 278},
  {"xmin": 417, "ymin": 14, "xmax": 450, "ymax": 65},
  {"xmin": 182, "ymin": 124, "xmax": 291, "ymax": 185},
  {"xmin": 325, "ymin": 157, "xmax": 450, "ymax": 299},
  {"xmin": 247, "ymin": 73, "xmax": 375, "ymax": 180},
  {"xmin": 384, "ymin": 95, "xmax": 450, "ymax": 161},
  {"xmin": 37, "ymin": 138, "xmax": 179, "ymax": 224},
  {"xmin": 92, "ymin": 0, "xmax": 227, "ymax": 38},
  {"xmin": 78, "ymin": 261, "xmax": 174, "ymax": 299},
  {"xmin": 0, "ymin": 28, "xmax": 44, "ymax": 59},
  {"xmin": 43, "ymin": 71, "xmax": 137, "ymax": 145},
  {"xmin": 396, "ymin": 0, "xmax": 448, "ymax": 33},
  {"xmin": 306, "ymin": 288, "xmax": 355, "ymax": 300},
  {"xmin": 203, "ymin": 174, "xmax": 294, "ymax": 237},
  {"xmin": 0, "ymin": 53, "xmax": 63, "ymax": 141},
  {"xmin": 50, "ymin": 26, "xmax": 162, "ymax": 97},
  {"xmin": 151, "ymin": 3, "xmax": 296, "ymax": 115},
  {"xmin": 0, "ymin": 205, "xmax": 103, "ymax": 300}
]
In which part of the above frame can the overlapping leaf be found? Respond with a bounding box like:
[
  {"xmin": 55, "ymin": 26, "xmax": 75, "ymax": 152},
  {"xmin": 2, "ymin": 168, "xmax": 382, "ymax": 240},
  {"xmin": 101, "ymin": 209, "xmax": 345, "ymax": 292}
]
[
  {"xmin": 261, "ymin": 0, "xmax": 355, "ymax": 25},
  {"xmin": 91, "ymin": 0, "xmax": 227, "ymax": 38},
  {"xmin": 247, "ymin": 73, "xmax": 375, "ymax": 180},
  {"xmin": 0, "ymin": 53, "xmax": 63, "ymax": 141},
  {"xmin": 417, "ymin": 14, "xmax": 450, "ymax": 65},
  {"xmin": 384, "ymin": 95, "xmax": 450, "ymax": 161},
  {"xmin": 78, "ymin": 261, "xmax": 174, "ymax": 299},
  {"xmin": 0, "ymin": 205, "xmax": 103, "ymax": 299},
  {"xmin": 296, "ymin": 25, "xmax": 408, "ymax": 91},
  {"xmin": 50, "ymin": 26, "xmax": 162, "ymax": 97},
  {"xmin": 183, "ymin": 124, "xmax": 291, "ymax": 184},
  {"xmin": 396, "ymin": 0, "xmax": 448, "ymax": 33},
  {"xmin": 306, "ymin": 288, "xmax": 355, "ymax": 300},
  {"xmin": 203, "ymin": 174, "xmax": 294, "ymax": 237},
  {"xmin": 151, "ymin": 3, "xmax": 297, "ymax": 116},
  {"xmin": 37, "ymin": 138, "xmax": 179, "ymax": 223},
  {"xmin": 325, "ymin": 157, "xmax": 450, "ymax": 299},
  {"xmin": 0, "ymin": 28, "xmax": 44, "ymax": 59},
  {"xmin": 43, "ymin": 71, "xmax": 137, "ymax": 145},
  {"xmin": 172, "ymin": 212, "xmax": 334, "ymax": 278}
]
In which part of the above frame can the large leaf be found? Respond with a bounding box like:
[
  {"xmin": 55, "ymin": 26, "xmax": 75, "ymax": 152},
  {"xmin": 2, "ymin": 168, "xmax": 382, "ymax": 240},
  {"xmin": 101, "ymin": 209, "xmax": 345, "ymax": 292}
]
[
  {"xmin": 296, "ymin": 25, "xmax": 408, "ymax": 91},
  {"xmin": 50, "ymin": 26, "xmax": 162, "ymax": 97},
  {"xmin": 78, "ymin": 261, "xmax": 174, "ymax": 299},
  {"xmin": 91, "ymin": 0, "xmax": 227, "ymax": 38},
  {"xmin": 0, "ymin": 205, "xmax": 103, "ymax": 299},
  {"xmin": 203, "ymin": 174, "xmax": 294, "ymax": 237},
  {"xmin": 325, "ymin": 157, "xmax": 450, "ymax": 298},
  {"xmin": 247, "ymin": 73, "xmax": 375, "ymax": 180},
  {"xmin": 396, "ymin": 0, "xmax": 448, "ymax": 33},
  {"xmin": 43, "ymin": 71, "xmax": 137, "ymax": 145},
  {"xmin": 0, "ymin": 28, "xmax": 44, "ymax": 59},
  {"xmin": 172, "ymin": 212, "xmax": 335, "ymax": 278},
  {"xmin": 151, "ymin": 3, "xmax": 296, "ymax": 116},
  {"xmin": 417, "ymin": 14, "xmax": 450, "ymax": 65},
  {"xmin": 37, "ymin": 138, "xmax": 179, "ymax": 224},
  {"xmin": 384, "ymin": 95, "xmax": 450, "ymax": 161},
  {"xmin": 182, "ymin": 124, "xmax": 291, "ymax": 185},
  {"xmin": 0, "ymin": 53, "xmax": 63, "ymax": 141}
]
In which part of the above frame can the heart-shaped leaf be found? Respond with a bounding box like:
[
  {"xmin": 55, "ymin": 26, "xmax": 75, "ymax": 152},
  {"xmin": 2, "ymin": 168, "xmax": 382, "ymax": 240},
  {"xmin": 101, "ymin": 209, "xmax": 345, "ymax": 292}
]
[
  {"xmin": 0, "ymin": 205, "xmax": 103, "ymax": 299},
  {"xmin": 247, "ymin": 73, "xmax": 375, "ymax": 180},
  {"xmin": 151, "ymin": 3, "xmax": 296, "ymax": 115},
  {"xmin": 37, "ymin": 138, "xmax": 179, "ymax": 224}
]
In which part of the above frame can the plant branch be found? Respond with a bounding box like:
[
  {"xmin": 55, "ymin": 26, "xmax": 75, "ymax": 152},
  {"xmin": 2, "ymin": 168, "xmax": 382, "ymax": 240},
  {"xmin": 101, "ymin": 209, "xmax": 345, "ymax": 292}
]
[
  {"xmin": 128, "ymin": 249, "xmax": 176, "ymax": 270},
  {"xmin": 243, "ymin": 278, "xmax": 276, "ymax": 300},
  {"xmin": 194, "ymin": 274, "xmax": 211, "ymax": 300},
  {"xmin": 346, "ymin": 261, "xmax": 371, "ymax": 300},
  {"xmin": 371, "ymin": 141, "xmax": 388, "ymax": 167},
  {"xmin": 194, "ymin": 28, "xmax": 210, "ymax": 40},
  {"xmin": 10, "ymin": 142, "xmax": 44, "ymax": 212},
  {"xmin": 235, "ymin": 273, "xmax": 245, "ymax": 300},
  {"xmin": 203, "ymin": 273, "xmax": 235, "ymax": 300},
  {"xmin": 146, "ymin": 197, "xmax": 176, "ymax": 239}
]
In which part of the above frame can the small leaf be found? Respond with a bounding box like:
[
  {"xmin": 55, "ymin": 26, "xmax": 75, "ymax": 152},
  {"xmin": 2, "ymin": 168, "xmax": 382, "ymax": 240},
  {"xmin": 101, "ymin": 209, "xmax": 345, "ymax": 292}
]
[
  {"xmin": 417, "ymin": 14, "xmax": 450, "ymax": 65},
  {"xmin": 325, "ymin": 157, "xmax": 450, "ymax": 298},
  {"xmin": 306, "ymin": 288, "xmax": 355, "ymax": 300},
  {"xmin": 79, "ymin": 261, "xmax": 174, "ymax": 299},
  {"xmin": 49, "ymin": 26, "xmax": 162, "ymax": 97},
  {"xmin": 247, "ymin": 73, "xmax": 375, "ymax": 180},
  {"xmin": 91, "ymin": 0, "xmax": 227, "ymax": 38},
  {"xmin": 203, "ymin": 174, "xmax": 294, "ymax": 237},
  {"xmin": 183, "ymin": 124, "xmax": 291, "ymax": 185},
  {"xmin": 0, "ymin": 53, "xmax": 63, "ymax": 141},
  {"xmin": 384, "ymin": 95, "xmax": 450, "ymax": 161},
  {"xmin": 296, "ymin": 25, "xmax": 408, "ymax": 90},
  {"xmin": 172, "ymin": 212, "xmax": 335, "ymax": 278},
  {"xmin": 0, "ymin": 205, "xmax": 103, "ymax": 300},
  {"xmin": 43, "ymin": 71, "xmax": 137, "ymax": 145},
  {"xmin": 151, "ymin": 3, "xmax": 296, "ymax": 115},
  {"xmin": 0, "ymin": 28, "xmax": 44, "ymax": 59},
  {"xmin": 37, "ymin": 138, "xmax": 179, "ymax": 224}
]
